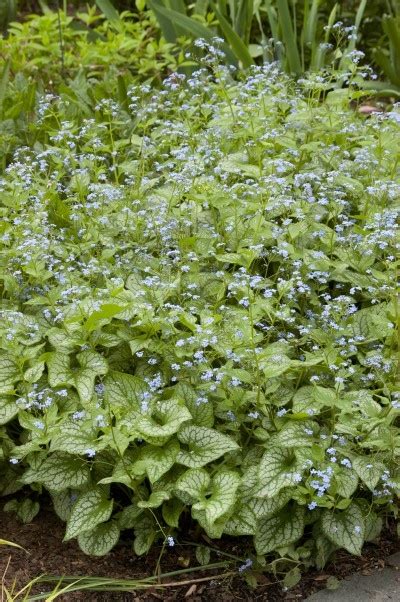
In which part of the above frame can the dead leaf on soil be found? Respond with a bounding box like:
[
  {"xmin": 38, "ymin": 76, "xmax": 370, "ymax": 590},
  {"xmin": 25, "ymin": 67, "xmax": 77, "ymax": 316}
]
[{"xmin": 185, "ymin": 584, "xmax": 197, "ymax": 597}]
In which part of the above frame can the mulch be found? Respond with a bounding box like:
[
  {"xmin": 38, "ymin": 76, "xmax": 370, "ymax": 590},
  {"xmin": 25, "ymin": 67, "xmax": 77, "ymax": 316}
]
[{"xmin": 0, "ymin": 505, "xmax": 399, "ymax": 601}]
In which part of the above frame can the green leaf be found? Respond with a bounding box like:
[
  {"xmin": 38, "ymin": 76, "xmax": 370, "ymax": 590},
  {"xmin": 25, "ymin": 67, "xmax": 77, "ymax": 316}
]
[
  {"xmin": 134, "ymin": 513, "xmax": 156, "ymax": 555},
  {"xmin": 0, "ymin": 354, "xmax": 20, "ymax": 394},
  {"xmin": 5, "ymin": 499, "xmax": 40, "ymax": 524},
  {"xmin": 78, "ymin": 521, "xmax": 120, "ymax": 556},
  {"xmin": 77, "ymin": 350, "xmax": 108, "ymax": 375},
  {"xmin": 148, "ymin": 1, "xmax": 236, "ymax": 64},
  {"xmin": 85, "ymin": 304, "xmax": 124, "ymax": 332},
  {"xmin": 271, "ymin": 420, "xmax": 317, "ymax": 448},
  {"xmin": 64, "ymin": 489, "xmax": 113, "ymax": 541},
  {"xmin": 115, "ymin": 503, "xmax": 142, "ymax": 529},
  {"xmin": 138, "ymin": 490, "xmax": 170, "ymax": 508},
  {"xmin": 258, "ymin": 447, "xmax": 304, "ymax": 498},
  {"xmin": 134, "ymin": 400, "xmax": 192, "ymax": 445},
  {"xmin": 0, "ymin": 59, "xmax": 11, "ymax": 110},
  {"xmin": 174, "ymin": 382, "xmax": 214, "ymax": 427},
  {"xmin": 321, "ymin": 503, "xmax": 365, "ymax": 555},
  {"xmin": 352, "ymin": 456, "xmax": 384, "ymax": 491},
  {"xmin": 315, "ymin": 534, "xmax": 337, "ymax": 570},
  {"xmin": 46, "ymin": 352, "xmax": 72, "ymax": 388},
  {"xmin": 21, "ymin": 453, "xmax": 90, "ymax": 492},
  {"xmin": 95, "ymin": 0, "xmax": 120, "ymax": 22},
  {"xmin": 17, "ymin": 499, "xmax": 40, "ymax": 524},
  {"xmin": 50, "ymin": 421, "xmax": 101, "ymax": 455},
  {"xmin": 177, "ymin": 425, "xmax": 239, "ymax": 468},
  {"xmin": 365, "ymin": 512, "xmax": 383, "ymax": 542},
  {"xmin": 193, "ymin": 470, "xmax": 240, "ymax": 525},
  {"xmin": 276, "ymin": 0, "xmax": 302, "ymax": 74},
  {"xmin": 0, "ymin": 396, "xmax": 18, "ymax": 425},
  {"xmin": 254, "ymin": 505, "xmax": 305, "ymax": 555},
  {"xmin": 333, "ymin": 468, "xmax": 359, "ymax": 499},
  {"xmin": 224, "ymin": 504, "xmax": 257, "ymax": 536},
  {"xmin": 147, "ymin": 0, "xmax": 179, "ymax": 43},
  {"xmin": 162, "ymin": 498, "xmax": 184, "ymax": 528},
  {"xmin": 104, "ymin": 371, "xmax": 146, "ymax": 409},
  {"xmin": 249, "ymin": 488, "xmax": 293, "ymax": 519},
  {"xmin": 212, "ymin": 3, "xmax": 254, "ymax": 68},
  {"xmin": 0, "ymin": 539, "xmax": 24, "ymax": 550},
  {"xmin": 175, "ymin": 468, "xmax": 210, "ymax": 503},
  {"xmin": 283, "ymin": 567, "xmax": 301, "ymax": 589},
  {"xmin": 195, "ymin": 545, "xmax": 211, "ymax": 566},
  {"xmin": 134, "ymin": 438, "xmax": 179, "ymax": 484}
]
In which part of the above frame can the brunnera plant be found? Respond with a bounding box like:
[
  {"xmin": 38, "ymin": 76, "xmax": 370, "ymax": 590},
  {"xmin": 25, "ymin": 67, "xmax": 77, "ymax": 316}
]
[{"xmin": 0, "ymin": 43, "xmax": 399, "ymax": 571}]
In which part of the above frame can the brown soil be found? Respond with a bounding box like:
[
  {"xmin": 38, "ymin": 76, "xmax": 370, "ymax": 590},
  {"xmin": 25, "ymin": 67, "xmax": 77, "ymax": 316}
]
[{"xmin": 1, "ymin": 506, "xmax": 399, "ymax": 601}]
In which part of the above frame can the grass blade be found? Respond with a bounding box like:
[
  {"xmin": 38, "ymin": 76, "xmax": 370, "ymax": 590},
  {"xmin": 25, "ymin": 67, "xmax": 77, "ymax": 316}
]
[
  {"xmin": 0, "ymin": 58, "xmax": 10, "ymax": 114},
  {"xmin": 275, "ymin": 0, "xmax": 302, "ymax": 74},
  {"xmin": 168, "ymin": 0, "xmax": 186, "ymax": 12},
  {"xmin": 383, "ymin": 15, "xmax": 400, "ymax": 76},
  {"xmin": 194, "ymin": 0, "xmax": 209, "ymax": 15},
  {"xmin": 235, "ymin": 0, "xmax": 254, "ymax": 45},
  {"xmin": 148, "ymin": 1, "xmax": 237, "ymax": 63},
  {"xmin": 0, "ymin": 538, "xmax": 26, "ymax": 551},
  {"xmin": 340, "ymin": 0, "xmax": 367, "ymax": 69},
  {"xmin": 95, "ymin": 0, "xmax": 120, "ymax": 22},
  {"xmin": 373, "ymin": 47, "xmax": 400, "ymax": 86},
  {"xmin": 148, "ymin": 0, "xmax": 178, "ymax": 42},
  {"xmin": 212, "ymin": 2, "xmax": 254, "ymax": 67},
  {"xmin": 303, "ymin": 0, "xmax": 320, "ymax": 47}
]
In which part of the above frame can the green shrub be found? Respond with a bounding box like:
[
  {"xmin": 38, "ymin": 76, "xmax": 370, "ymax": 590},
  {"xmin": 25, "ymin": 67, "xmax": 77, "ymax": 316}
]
[
  {"xmin": 0, "ymin": 46, "xmax": 399, "ymax": 572},
  {"xmin": 0, "ymin": 7, "xmax": 190, "ymax": 167},
  {"xmin": 0, "ymin": 8, "xmax": 186, "ymax": 85}
]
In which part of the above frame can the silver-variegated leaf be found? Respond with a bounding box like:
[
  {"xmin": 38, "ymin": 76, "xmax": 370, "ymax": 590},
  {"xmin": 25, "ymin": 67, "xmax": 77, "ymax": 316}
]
[
  {"xmin": 134, "ymin": 400, "xmax": 192, "ymax": 445},
  {"xmin": 46, "ymin": 352, "xmax": 72, "ymax": 388},
  {"xmin": 0, "ymin": 397, "xmax": 18, "ymax": 425},
  {"xmin": 333, "ymin": 468, "xmax": 359, "ymax": 498},
  {"xmin": 104, "ymin": 371, "xmax": 147, "ymax": 409},
  {"xmin": 135, "ymin": 438, "xmax": 179, "ymax": 483},
  {"xmin": 193, "ymin": 471, "xmax": 240, "ymax": 525},
  {"xmin": 134, "ymin": 513, "xmax": 156, "ymax": 555},
  {"xmin": 21, "ymin": 452, "xmax": 90, "ymax": 492},
  {"xmin": 78, "ymin": 521, "xmax": 120, "ymax": 556},
  {"xmin": 0, "ymin": 355, "xmax": 20, "ymax": 394},
  {"xmin": 174, "ymin": 382, "xmax": 214, "ymax": 427},
  {"xmin": 138, "ymin": 490, "xmax": 170, "ymax": 508},
  {"xmin": 76, "ymin": 350, "xmax": 108, "ymax": 375},
  {"xmin": 254, "ymin": 505, "xmax": 305, "ymax": 555},
  {"xmin": 258, "ymin": 447, "xmax": 304, "ymax": 498},
  {"xmin": 224, "ymin": 505, "xmax": 257, "ymax": 536},
  {"xmin": 64, "ymin": 489, "xmax": 113, "ymax": 540},
  {"xmin": 249, "ymin": 488, "xmax": 294, "ymax": 519},
  {"xmin": 175, "ymin": 468, "xmax": 210, "ymax": 503},
  {"xmin": 50, "ymin": 421, "xmax": 101, "ymax": 455},
  {"xmin": 177, "ymin": 425, "xmax": 239, "ymax": 468},
  {"xmin": 352, "ymin": 456, "xmax": 385, "ymax": 491},
  {"xmin": 321, "ymin": 503, "xmax": 365, "ymax": 555}
]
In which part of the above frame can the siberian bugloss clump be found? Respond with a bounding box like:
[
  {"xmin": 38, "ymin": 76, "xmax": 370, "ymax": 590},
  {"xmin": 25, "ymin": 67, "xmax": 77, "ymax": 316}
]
[{"xmin": 0, "ymin": 51, "xmax": 399, "ymax": 571}]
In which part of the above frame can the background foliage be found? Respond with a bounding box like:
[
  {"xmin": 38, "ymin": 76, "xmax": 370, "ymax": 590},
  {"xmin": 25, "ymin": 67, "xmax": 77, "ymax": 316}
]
[{"xmin": 2, "ymin": 1, "xmax": 400, "ymax": 87}]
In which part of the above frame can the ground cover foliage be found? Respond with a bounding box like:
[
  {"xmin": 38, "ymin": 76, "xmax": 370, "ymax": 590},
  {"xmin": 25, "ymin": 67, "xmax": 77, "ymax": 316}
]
[{"xmin": 0, "ymin": 40, "xmax": 399, "ymax": 579}]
